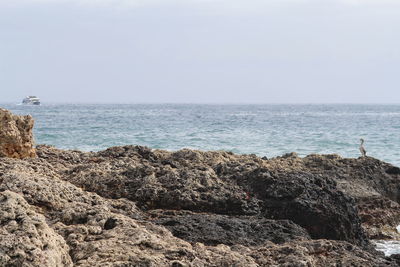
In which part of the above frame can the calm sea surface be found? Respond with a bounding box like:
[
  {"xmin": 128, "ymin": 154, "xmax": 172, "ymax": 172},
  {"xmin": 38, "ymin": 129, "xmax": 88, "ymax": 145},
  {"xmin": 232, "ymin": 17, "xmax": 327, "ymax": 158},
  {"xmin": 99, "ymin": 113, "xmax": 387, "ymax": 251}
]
[{"xmin": 2, "ymin": 103, "xmax": 400, "ymax": 167}]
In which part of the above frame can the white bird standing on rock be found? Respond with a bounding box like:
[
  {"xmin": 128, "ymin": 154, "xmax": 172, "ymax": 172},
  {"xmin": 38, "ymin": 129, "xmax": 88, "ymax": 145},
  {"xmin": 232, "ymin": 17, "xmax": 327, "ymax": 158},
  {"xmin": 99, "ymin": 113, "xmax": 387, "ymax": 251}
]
[{"xmin": 359, "ymin": 138, "xmax": 367, "ymax": 157}]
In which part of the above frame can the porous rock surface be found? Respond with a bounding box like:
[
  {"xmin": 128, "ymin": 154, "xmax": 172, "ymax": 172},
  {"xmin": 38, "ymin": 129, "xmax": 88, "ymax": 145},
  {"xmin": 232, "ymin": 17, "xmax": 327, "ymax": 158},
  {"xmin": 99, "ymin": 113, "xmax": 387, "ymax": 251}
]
[
  {"xmin": 149, "ymin": 210, "xmax": 311, "ymax": 246},
  {"xmin": 0, "ymin": 108, "xmax": 36, "ymax": 159},
  {"xmin": 0, "ymin": 190, "xmax": 72, "ymax": 266},
  {"xmin": 358, "ymin": 196, "xmax": 400, "ymax": 240},
  {"xmin": 53, "ymin": 147, "xmax": 368, "ymax": 246},
  {"xmin": 0, "ymin": 142, "xmax": 400, "ymax": 266}
]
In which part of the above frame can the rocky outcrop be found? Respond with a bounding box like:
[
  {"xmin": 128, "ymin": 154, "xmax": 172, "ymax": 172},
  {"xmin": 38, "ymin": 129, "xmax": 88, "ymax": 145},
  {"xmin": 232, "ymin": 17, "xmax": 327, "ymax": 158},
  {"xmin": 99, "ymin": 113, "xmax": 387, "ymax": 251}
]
[
  {"xmin": 358, "ymin": 196, "xmax": 400, "ymax": 240},
  {"xmin": 0, "ymin": 143, "xmax": 400, "ymax": 266},
  {"xmin": 50, "ymin": 146, "xmax": 367, "ymax": 246},
  {"xmin": 0, "ymin": 108, "xmax": 36, "ymax": 158},
  {"xmin": 149, "ymin": 210, "xmax": 311, "ymax": 246},
  {"xmin": 0, "ymin": 191, "xmax": 72, "ymax": 266}
]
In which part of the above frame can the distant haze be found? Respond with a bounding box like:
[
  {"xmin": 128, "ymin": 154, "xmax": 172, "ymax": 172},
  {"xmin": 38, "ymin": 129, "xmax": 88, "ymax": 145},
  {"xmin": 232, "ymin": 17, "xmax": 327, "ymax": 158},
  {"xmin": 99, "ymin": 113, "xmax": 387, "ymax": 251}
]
[{"xmin": 1, "ymin": 0, "xmax": 399, "ymax": 103}]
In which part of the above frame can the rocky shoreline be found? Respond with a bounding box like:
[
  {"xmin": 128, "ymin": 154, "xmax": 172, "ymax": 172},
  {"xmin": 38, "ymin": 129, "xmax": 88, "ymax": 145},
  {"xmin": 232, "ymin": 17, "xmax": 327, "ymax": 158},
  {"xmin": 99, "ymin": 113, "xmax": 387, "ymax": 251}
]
[{"xmin": 1, "ymin": 108, "xmax": 400, "ymax": 266}]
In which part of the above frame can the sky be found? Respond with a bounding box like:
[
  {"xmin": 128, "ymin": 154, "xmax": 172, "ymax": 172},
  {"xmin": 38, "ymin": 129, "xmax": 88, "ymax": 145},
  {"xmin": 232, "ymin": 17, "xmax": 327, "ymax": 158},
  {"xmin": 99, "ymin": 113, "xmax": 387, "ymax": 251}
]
[{"xmin": 0, "ymin": 0, "xmax": 399, "ymax": 103}]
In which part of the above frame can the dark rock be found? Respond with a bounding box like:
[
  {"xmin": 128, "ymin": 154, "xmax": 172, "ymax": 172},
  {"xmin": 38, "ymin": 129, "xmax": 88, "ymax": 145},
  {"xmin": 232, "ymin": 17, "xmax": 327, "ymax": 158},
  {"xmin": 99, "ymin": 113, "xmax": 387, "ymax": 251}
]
[
  {"xmin": 302, "ymin": 155, "xmax": 400, "ymax": 203},
  {"xmin": 387, "ymin": 254, "xmax": 400, "ymax": 265},
  {"xmin": 357, "ymin": 196, "xmax": 400, "ymax": 239},
  {"xmin": 52, "ymin": 146, "xmax": 368, "ymax": 246},
  {"xmin": 386, "ymin": 166, "xmax": 400, "ymax": 175},
  {"xmin": 104, "ymin": 218, "xmax": 118, "ymax": 230},
  {"xmin": 237, "ymin": 168, "xmax": 367, "ymax": 246},
  {"xmin": 150, "ymin": 210, "xmax": 310, "ymax": 246}
]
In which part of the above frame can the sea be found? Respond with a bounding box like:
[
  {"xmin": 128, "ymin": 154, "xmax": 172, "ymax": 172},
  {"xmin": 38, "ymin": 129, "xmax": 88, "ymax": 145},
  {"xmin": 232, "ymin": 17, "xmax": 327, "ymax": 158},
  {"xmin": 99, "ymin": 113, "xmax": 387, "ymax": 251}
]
[
  {"xmin": 2, "ymin": 103, "xmax": 400, "ymax": 255},
  {"xmin": 2, "ymin": 103, "xmax": 399, "ymax": 166}
]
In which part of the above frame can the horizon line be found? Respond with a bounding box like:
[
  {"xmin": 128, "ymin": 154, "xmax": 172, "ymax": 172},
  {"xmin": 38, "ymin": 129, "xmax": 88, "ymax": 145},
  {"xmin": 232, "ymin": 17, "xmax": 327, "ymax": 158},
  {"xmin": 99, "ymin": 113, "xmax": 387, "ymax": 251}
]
[{"xmin": 1, "ymin": 102, "xmax": 400, "ymax": 105}]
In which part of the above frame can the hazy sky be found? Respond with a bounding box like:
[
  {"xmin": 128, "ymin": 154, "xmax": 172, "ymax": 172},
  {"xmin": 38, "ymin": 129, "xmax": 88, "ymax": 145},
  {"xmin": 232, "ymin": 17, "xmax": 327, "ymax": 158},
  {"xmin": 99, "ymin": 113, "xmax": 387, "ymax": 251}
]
[{"xmin": 1, "ymin": 0, "xmax": 399, "ymax": 103}]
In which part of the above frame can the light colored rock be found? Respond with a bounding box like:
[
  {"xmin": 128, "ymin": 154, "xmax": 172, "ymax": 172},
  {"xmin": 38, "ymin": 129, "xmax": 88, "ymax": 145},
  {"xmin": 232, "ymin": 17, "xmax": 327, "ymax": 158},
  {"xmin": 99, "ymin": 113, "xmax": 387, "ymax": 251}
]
[
  {"xmin": 0, "ymin": 190, "xmax": 73, "ymax": 267},
  {"xmin": 0, "ymin": 158, "xmax": 260, "ymax": 266},
  {"xmin": 0, "ymin": 108, "xmax": 36, "ymax": 158}
]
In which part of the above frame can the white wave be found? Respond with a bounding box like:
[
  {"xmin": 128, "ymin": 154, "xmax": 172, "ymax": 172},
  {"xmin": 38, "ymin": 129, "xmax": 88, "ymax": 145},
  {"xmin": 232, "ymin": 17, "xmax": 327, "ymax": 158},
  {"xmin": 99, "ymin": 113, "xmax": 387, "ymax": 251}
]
[{"xmin": 374, "ymin": 240, "xmax": 400, "ymax": 256}]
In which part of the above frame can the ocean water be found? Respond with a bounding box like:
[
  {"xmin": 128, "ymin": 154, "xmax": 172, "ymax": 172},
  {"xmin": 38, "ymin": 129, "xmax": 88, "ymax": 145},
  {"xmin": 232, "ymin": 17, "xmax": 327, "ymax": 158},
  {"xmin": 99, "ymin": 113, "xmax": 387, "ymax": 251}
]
[{"xmin": 2, "ymin": 103, "xmax": 400, "ymax": 167}]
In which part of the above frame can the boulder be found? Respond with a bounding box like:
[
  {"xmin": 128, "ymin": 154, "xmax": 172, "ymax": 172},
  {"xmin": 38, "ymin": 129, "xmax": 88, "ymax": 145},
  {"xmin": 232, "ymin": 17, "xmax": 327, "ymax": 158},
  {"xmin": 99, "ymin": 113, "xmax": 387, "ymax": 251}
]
[
  {"xmin": 236, "ymin": 168, "xmax": 368, "ymax": 246},
  {"xmin": 0, "ymin": 108, "xmax": 36, "ymax": 158}
]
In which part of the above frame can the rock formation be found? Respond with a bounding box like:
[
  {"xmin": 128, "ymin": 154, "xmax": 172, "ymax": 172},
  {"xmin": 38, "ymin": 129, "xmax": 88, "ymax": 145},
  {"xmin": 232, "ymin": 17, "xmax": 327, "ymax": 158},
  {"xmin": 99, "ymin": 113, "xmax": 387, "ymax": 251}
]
[
  {"xmin": 0, "ymin": 191, "xmax": 72, "ymax": 266},
  {"xmin": 0, "ymin": 108, "xmax": 36, "ymax": 158},
  {"xmin": 1, "ymin": 108, "xmax": 400, "ymax": 265},
  {"xmin": 52, "ymin": 146, "xmax": 368, "ymax": 246},
  {"xmin": 0, "ymin": 145, "xmax": 399, "ymax": 265},
  {"xmin": 149, "ymin": 210, "xmax": 311, "ymax": 246}
]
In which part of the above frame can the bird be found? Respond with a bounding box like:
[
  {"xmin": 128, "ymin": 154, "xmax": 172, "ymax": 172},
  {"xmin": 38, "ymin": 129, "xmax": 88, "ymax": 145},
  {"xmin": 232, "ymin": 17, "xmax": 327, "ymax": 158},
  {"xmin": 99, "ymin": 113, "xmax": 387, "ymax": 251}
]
[{"xmin": 359, "ymin": 138, "xmax": 367, "ymax": 157}]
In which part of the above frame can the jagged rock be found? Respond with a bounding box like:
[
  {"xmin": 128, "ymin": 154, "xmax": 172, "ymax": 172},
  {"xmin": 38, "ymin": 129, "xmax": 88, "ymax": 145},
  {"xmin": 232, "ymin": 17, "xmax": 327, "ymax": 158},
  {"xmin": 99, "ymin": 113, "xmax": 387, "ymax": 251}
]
[
  {"xmin": 0, "ymin": 155, "xmax": 264, "ymax": 266},
  {"xmin": 238, "ymin": 168, "xmax": 367, "ymax": 246},
  {"xmin": 0, "ymin": 190, "xmax": 72, "ymax": 266},
  {"xmin": 358, "ymin": 196, "xmax": 400, "ymax": 239},
  {"xmin": 388, "ymin": 254, "xmax": 400, "ymax": 266},
  {"xmin": 1, "ymin": 144, "xmax": 400, "ymax": 265},
  {"xmin": 149, "ymin": 210, "xmax": 311, "ymax": 246},
  {"xmin": 0, "ymin": 108, "xmax": 36, "ymax": 158},
  {"xmin": 244, "ymin": 239, "xmax": 395, "ymax": 266},
  {"xmin": 299, "ymin": 154, "xmax": 400, "ymax": 203},
  {"xmin": 53, "ymin": 146, "xmax": 367, "ymax": 246}
]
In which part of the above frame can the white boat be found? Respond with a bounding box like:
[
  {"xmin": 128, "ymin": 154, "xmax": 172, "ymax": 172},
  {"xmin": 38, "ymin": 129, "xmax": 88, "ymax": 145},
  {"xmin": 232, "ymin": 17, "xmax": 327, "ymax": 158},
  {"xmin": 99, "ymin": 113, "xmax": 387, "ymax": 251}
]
[{"xmin": 22, "ymin": 96, "xmax": 41, "ymax": 105}]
